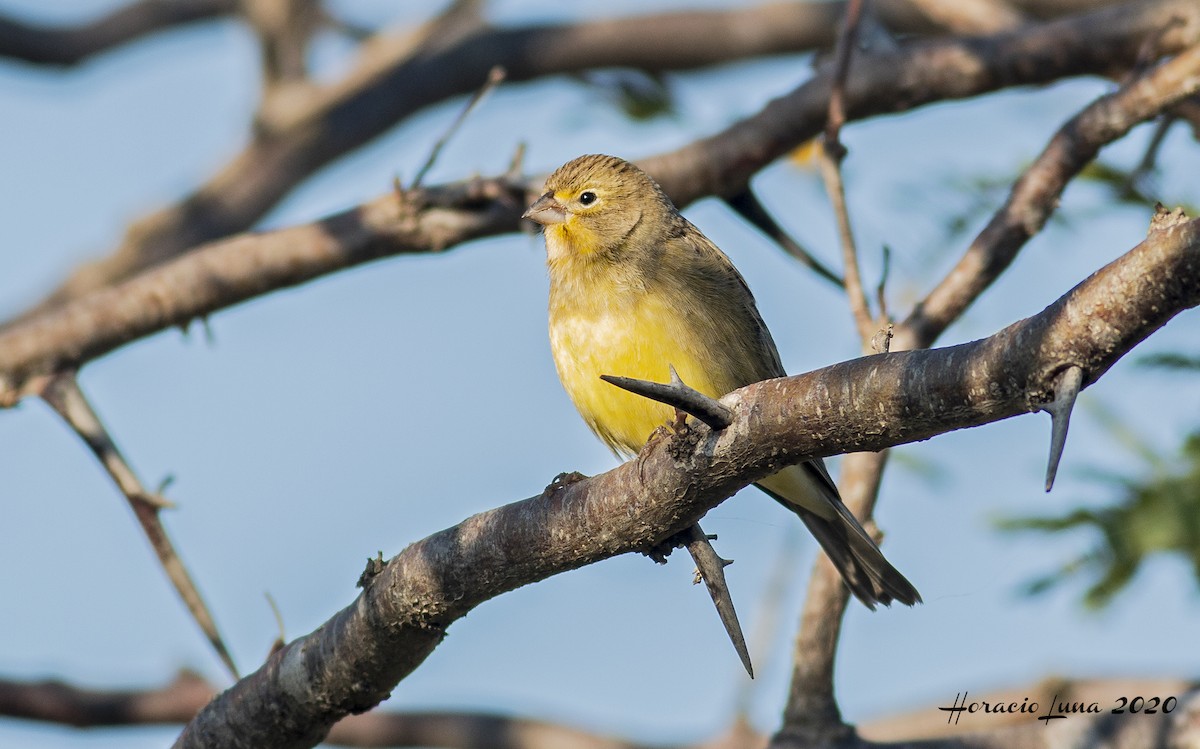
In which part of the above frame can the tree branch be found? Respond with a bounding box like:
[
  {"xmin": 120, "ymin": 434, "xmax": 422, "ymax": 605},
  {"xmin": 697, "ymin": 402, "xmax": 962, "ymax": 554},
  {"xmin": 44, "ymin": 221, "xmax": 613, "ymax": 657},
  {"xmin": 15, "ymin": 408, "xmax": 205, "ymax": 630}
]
[
  {"xmin": 0, "ymin": 672, "xmax": 663, "ymax": 749},
  {"xmin": 899, "ymin": 38, "xmax": 1200, "ymax": 351},
  {"xmin": 241, "ymin": 0, "xmax": 322, "ymax": 90},
  {"xmin": 0, "ymin": 0, "xmax": 237, "ymax": 66},
  {"xmin": 642, "ymin": 0, "xmax": 1200, "ymax": 208},
  {"xmin": 6, "ymin": 0, "xmax": 1140, "ymax": 322},
  {"xmin": 0, "ymin": 178, "xmax": 528, "ymax": 403},
  {"xmin": 3, "ymin": 0, "xmax": 1197, "ymax": 401},
  {"xmin": 821, "ymin": 0, "xmax": 878, "ymax": 343},
  {"xmin": 37, "ymin": 371, "xmax": 238, "ymax": 678},
  {"xmin": 905, "ymin": 0, "xmax": 1028, "ymax": 34},
  {"xmin": 778, "ymin": 451, "xmax": 889, "ymax": 747},
  {"xmin": 4, "ymin": 671, "xmax": 1198, "ymax": 749},
  {"xmin": 775, "ymin": 39, "xmax": 1200, "ymax": 744},
  {"xmin": 170, "ymin": 214, "xmax": 1200, "ymax": 748}
]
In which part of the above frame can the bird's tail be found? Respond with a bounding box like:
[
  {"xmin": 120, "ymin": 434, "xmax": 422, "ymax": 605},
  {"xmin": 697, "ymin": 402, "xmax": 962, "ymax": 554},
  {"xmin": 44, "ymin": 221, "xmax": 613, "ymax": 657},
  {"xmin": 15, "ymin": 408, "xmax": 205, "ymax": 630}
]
[{"xmin": 757, "ymin": 462, "xmax": 921, "ymax": 610}]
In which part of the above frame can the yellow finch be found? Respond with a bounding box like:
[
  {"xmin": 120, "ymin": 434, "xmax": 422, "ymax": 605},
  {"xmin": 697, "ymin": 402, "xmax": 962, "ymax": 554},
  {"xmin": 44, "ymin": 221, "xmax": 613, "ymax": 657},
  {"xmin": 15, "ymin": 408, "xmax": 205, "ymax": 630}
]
[{"xmin": 524, "ymin": 154, "xmax": 919, "ymax": 608}]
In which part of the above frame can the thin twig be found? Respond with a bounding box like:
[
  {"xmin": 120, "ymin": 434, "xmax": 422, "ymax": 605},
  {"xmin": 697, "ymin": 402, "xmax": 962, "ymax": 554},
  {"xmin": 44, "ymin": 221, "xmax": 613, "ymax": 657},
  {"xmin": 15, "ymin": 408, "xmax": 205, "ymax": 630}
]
[
  {"xmin": 904, "ymin": 0, "xmax": 1026, "ymax": 34},
  {"xmin": 38, "ymin": 371, "xmax": 172, "ymax": 510},
  {"xmin": 410, "ymin": 66, "xmax": 506, "ymax": 191},
  {"xmin": 1127, "ymin": 115, "xmax": 1177, "ymax": 194},
  {"xmin": 505, "ymin": 141, "xmax": 527, "ymax": 182},
  {"xmin": 725, "ymin": 190, "xmax": 844, "ymax": 288},
  {"xmin": 900, "ymin": 42, "xmax": 1200, "ymax": 350},
  {"xmin": 242, "ymin": 0, "xmax": 320, "ymax": 89},
  {"xmin": 265, "ymin": 591, "xmax": 287, "ymax": 654},
  {"xmin": 819, "ymin": 157, "xmax": 874, "ymax": 341},
  {"xmin": 37, "ymin": 372, "xmax": 238, "ymax": 679},
  {"xmin": 823, "ymin": 0, "xmax": 861, "ymax": 148},
  {"xmin": 779, "ymin": 450, "xmax": 889, "ymax": 745},
  {"xmin": 875, "ymin": 244, "xmax": 891, "ymax": 324},
  {"xmin": 783, "ymin": 1, "xmax": 884, "ymax": 741},
  {"xmin": 600, "ymin": 366, "xmax": 733, "ymax": 430},
  {"xmin": 821, "ymin": 0, "xmax": 876, "ymax": 342}
]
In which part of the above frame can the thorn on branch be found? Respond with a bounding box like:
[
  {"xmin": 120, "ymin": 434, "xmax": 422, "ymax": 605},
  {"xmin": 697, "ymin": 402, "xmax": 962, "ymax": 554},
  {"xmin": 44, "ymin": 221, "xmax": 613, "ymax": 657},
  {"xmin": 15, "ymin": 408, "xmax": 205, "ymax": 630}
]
[
  {"xmin": 37, "ymin": 371, "xmax": 238, "ymax": 678},
  {"xmin": 410, "ymin": 65, "xmax": 506, "ymax": 191},
  {"xmin": 357, "ymin": 551, "xmax": 386, "ymax": 589},
  {"xmin": 1043, "ymin": 365, "xmax": 1084, "ymax": 492},
  {"xmin": 875, "ymin": 243, "xmax": 892, "ymax": 323},
  {"xmin": 155, "ymin": 473, "xmax": 176, "ymax": 495},
  {"xmin": 724, "ymin": 189, "xmax": 844, "ymax": 288},
  {"xmin": 542, "ymin": 471, "xmax": 587, "ymax": 498},
  {"xmin": 682, "ymin": 524, "xmax": 753, "ymax": 679},
  {"xmin": 264, "ymin": 591, "xmax": 286, "ymax": 656},
  {"xmin": 1127, "ymin": 116, "xmax": 1176, "ymax": 194},
  {"xmin": 40, "ymin": 372, "xmax": 174, "ymax": 510},
  {"xmin": 600, "ymin": 366, "xmax": 733, "ymax": 431}
]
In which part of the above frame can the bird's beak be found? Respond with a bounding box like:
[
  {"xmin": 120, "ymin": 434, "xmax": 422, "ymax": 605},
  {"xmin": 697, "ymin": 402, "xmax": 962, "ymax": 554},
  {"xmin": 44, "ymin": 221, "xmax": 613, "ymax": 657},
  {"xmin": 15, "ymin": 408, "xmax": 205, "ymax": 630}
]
[{"xmin": 522, "ymin": 192, "xmax": 567, "ymax": 226}]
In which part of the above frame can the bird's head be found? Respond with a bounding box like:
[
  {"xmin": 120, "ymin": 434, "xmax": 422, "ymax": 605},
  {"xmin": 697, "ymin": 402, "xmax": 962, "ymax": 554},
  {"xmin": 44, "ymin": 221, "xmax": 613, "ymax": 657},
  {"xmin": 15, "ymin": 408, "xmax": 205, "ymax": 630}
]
[{"xmin": 524, "ymin": 154, "xmax": 672, "ymax": 263}]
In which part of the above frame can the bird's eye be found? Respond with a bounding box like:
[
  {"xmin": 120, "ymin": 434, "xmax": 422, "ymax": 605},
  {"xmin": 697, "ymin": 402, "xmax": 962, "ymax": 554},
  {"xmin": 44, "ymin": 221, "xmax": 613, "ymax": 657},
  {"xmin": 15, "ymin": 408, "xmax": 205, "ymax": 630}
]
[{"xmin": 578, "ymin": 191, "xmax": 597, "ymax": 206}]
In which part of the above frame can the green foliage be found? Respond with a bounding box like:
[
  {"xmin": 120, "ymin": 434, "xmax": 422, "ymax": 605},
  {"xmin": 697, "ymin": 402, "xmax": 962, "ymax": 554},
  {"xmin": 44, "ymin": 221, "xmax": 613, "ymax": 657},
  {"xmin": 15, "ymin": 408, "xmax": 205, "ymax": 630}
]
[
  {"xmin": 1138, "ymin": 352, "xmax": 1200, "ymax": 371},
  {"xmin": 578, "ymin": 69, "xmax": 675, "ymax": 121},
  {"xmin": 997, "ymin": 428, "xmax": 1200, "ymax": 609}
]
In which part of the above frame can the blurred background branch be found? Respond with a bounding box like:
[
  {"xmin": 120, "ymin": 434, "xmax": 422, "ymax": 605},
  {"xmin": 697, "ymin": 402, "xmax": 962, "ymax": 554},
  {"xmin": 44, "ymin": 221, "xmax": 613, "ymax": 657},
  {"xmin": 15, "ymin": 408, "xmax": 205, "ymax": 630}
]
[
  {"xmin": 2, "ymin": 1, "xmax": 1199, "ymax": 748},
  {"xmin": 1, "ymin": 0, "xmax": 1141, "ymax": 326}
]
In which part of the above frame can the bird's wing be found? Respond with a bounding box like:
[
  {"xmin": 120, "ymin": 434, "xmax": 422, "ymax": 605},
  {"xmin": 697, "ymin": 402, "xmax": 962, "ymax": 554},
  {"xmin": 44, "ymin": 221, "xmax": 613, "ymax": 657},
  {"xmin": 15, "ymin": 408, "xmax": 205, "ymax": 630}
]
[{"xmin": 670, "ymin": 222, "xmax": 787, "ymax": 383}]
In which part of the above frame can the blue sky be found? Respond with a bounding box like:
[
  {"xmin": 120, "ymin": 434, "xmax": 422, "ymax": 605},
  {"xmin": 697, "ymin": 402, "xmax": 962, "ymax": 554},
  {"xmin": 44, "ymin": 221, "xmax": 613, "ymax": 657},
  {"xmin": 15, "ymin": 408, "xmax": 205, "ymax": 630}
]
[{"xmin": 1, "ymin": 2, "xmax": 1199, "ymax": 747}]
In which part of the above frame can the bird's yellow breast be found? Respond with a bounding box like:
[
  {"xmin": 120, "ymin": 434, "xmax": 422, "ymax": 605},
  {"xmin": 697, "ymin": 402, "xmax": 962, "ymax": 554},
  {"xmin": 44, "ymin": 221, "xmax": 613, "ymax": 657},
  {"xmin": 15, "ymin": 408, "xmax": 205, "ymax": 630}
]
[{"xmin": 548, "ymin": 267, "xmax": 731, "ymax": 456}]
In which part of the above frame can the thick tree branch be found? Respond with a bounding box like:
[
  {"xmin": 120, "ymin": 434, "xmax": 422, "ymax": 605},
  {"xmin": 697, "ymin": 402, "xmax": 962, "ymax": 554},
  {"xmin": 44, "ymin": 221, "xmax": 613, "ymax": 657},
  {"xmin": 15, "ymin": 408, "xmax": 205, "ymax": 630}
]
[
  {"xmin": 775, "ymin": 39, "xmax": 1200, "ymax": 744},
  {"xmin": 905, "ymin": 0, "xmax": 1028, "ymax": 34},
  {"xmin": 899, "ymin": 40, "xmax": 1200, "ymax": 350},
  {"xmin": 241, "ymin": 0, "xmax": 322, "ymax": 89},
  {"xmin": 779, "ymin": 451, "xmax": 889, "ymax": 747},
  {"xmin": 0, "ymin": 0, "xmax": 237, "ymax": 66},
  {"xmin": 642, "ymin": 0, "xmax": 1200, "ymax": 207},
  {"xmin": 169, "ymin": 214, "xmax": 1200, "ymax": 749},
  {"xmin": 6, "ymin": 0, "xmax": 1137, "ymax": 322},
  {"xmin": 0, "ymin": 178, "xmax": 527, "ymax": 403}
]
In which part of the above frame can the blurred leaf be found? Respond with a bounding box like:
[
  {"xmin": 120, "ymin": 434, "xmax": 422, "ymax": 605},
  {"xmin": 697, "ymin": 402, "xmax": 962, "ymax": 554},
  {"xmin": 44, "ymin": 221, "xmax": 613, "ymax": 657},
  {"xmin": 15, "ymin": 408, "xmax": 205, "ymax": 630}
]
[
  {"xmin": 1138, "ymin": 352, "xmax": 1200, "ymax": 371},
  {"xmin": 1077, "ymin": 159, "xmax": 1200, "ymax": 215},
  {"xmin": 921, "ymin": 153, "xmax": 1197, "ymax": 264},
  {"xmin": 890, "ymin": 446, "xmax": 951, "ymax": 489},
  {"xmin": 577, "ymin": 69, "xmax": 674, "ymax": 121},
  {"xmin": 996, "ymin": 429, "xmax": 1200, "ymax": 610},
  {"xmin": 1080, "ymin": 396, "xmax": 1167, "ymax": 472},
  {"xmin": 786, "ymin": 138, "xmax": 821, "ymax": 171}
]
